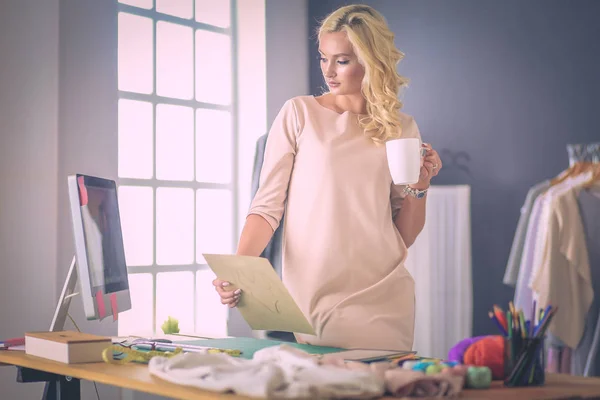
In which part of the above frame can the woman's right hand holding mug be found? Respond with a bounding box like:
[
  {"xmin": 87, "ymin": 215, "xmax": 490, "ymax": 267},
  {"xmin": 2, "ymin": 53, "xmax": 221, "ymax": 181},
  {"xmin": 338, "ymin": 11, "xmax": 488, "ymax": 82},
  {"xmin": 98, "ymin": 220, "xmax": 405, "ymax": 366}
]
[{"xmin": 212, "ymin": 279, "xmax": 241, "ymax": 308}]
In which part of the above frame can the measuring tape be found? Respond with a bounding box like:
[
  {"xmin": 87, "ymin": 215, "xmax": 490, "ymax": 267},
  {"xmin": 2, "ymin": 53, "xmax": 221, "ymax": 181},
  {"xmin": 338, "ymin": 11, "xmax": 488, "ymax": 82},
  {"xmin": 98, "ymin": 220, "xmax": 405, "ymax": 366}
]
[{"xmin": 102, "ymin": 345, "xmax": 242, "ymax": 365}]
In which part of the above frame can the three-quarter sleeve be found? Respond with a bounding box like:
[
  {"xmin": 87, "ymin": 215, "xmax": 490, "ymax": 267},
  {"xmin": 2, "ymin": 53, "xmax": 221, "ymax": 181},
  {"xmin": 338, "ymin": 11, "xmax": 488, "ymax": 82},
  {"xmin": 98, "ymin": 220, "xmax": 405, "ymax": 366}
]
[
  {"xmin": 390, "ymin": 115, "xmax": 423, "ymax": 218},
  {"xmin": 248, "ymin": 99, "xmax": 300, "ymax": 232}
]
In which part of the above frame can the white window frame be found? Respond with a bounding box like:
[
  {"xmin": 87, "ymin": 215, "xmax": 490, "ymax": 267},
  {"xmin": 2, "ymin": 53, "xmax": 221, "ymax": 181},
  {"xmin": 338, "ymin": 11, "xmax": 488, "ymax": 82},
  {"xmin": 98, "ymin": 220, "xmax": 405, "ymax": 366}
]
[{"xmin": 116, "ymin": 0, "xmax": 238, "ymax": 336}]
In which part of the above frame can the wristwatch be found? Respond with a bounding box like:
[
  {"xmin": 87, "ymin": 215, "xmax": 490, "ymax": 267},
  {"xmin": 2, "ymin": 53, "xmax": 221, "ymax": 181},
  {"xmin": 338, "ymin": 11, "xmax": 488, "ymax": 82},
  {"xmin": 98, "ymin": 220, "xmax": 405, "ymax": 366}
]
[{"xmin": 403, "ymin": 185, "xmax": 428, "ymax": 199}]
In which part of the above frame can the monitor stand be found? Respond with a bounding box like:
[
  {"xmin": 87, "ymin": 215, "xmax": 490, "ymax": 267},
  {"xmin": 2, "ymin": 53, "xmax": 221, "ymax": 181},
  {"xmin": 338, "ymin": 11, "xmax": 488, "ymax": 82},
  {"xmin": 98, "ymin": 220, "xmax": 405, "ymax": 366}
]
[
  {"xmin": 50, "ymin": 255, "xmax": 78, "ymax": 332},
  {"xmin": 16, "ymin": 255, "xmax": 82, "ymax": 400}
]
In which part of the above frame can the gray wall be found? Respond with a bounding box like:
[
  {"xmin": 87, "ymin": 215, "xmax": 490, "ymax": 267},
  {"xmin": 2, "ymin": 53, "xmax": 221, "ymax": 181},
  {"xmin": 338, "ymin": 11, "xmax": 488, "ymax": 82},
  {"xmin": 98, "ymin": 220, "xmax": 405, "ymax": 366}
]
[
  {"xmin": 0, "ymin": 1, "xmax": 59, "ymax": 399},
  {"xmin": 266, "ymin": 0, "xmax": 310, "ymax": 125},
  {"xmin": 0, "ymin": 0, "xmax": 121, "ymax": 398},
  {"xmin": 308, "ymin": 0, "xmax": 600, "ymax": 336},
  {"xmin": 58, "ymin": 0, "xmax": 121, "ymax": 397}
]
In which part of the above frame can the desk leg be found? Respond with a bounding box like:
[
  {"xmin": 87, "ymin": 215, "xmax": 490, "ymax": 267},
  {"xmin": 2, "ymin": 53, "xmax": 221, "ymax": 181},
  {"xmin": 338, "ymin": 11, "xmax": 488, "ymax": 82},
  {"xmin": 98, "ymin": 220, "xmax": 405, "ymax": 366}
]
[
  {"xmin": 56, "ymin": 376, "xmax": 80, "ymax": 400},
  {"xmin": 16, "ymin": 367, "xmax": 81, "ymax": 400}
]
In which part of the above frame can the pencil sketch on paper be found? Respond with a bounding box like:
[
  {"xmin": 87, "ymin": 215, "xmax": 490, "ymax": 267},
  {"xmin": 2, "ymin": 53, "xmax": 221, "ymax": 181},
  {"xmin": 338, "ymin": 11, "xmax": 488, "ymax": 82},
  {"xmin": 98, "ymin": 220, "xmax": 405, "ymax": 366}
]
[{"xmin": 234, "ymin": 268, "xmax": 283, "ymax": 314}]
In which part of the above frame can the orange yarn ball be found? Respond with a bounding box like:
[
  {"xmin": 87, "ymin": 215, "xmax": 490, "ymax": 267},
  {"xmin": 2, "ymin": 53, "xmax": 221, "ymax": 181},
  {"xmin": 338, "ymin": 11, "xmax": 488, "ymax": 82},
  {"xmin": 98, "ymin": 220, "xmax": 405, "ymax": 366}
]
[{"xmin": 463, "ymin": 335, "xmax": 505, "ymax": 380}]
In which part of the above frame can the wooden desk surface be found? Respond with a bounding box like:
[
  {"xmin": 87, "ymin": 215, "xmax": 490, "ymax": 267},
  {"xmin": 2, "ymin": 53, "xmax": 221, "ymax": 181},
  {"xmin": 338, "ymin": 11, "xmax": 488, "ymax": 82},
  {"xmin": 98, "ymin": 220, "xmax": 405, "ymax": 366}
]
[
  {"xmin": 0, "ymin": 350, "xmax": 246, "ymax": 400},
  {"xmin": 456, "ymin": 373, "xmax": 600, "ymax": 399},
  {"xmin": 2, "ymin": 350, "xmax": 600, "ymax": 399}
]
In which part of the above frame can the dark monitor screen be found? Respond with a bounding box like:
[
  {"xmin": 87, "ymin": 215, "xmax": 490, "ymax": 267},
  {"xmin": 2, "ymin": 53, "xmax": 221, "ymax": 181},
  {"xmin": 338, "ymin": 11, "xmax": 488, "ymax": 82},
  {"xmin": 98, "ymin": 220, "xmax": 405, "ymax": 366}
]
[{"xmin": 76, "ymin": 174, "xmax": 129, "ymax": 294}]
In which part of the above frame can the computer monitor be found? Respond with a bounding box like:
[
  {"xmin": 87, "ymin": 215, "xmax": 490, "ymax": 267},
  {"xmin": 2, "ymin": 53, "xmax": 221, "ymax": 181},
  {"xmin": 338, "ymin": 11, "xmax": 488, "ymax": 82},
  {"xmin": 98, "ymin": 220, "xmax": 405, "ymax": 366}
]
[{"xmin": 50, "ymin": 174, "xmax": 132, "ymax": 331}]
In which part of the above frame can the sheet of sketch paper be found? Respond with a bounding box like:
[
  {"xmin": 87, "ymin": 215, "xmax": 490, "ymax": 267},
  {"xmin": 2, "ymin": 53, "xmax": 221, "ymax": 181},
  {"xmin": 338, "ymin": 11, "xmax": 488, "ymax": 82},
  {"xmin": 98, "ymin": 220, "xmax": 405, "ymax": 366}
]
[{"xmin": 204, "ymin": 254, "xmax": 315, "ymax": 335}]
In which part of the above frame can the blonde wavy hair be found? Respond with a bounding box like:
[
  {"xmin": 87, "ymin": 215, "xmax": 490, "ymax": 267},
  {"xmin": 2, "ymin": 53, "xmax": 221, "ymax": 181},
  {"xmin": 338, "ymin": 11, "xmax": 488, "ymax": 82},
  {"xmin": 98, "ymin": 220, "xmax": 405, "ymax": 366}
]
[{"xmin": 318, "ymin": 4, "xmax": 408, "ymax": 144}]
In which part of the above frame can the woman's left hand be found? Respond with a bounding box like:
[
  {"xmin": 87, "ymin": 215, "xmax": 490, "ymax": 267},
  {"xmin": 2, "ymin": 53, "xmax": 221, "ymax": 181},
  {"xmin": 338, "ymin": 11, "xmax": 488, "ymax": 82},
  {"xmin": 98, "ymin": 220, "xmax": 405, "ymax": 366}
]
[{"xmin": 414, "ymin": 143, "xmax": 442, "ymax": 188}]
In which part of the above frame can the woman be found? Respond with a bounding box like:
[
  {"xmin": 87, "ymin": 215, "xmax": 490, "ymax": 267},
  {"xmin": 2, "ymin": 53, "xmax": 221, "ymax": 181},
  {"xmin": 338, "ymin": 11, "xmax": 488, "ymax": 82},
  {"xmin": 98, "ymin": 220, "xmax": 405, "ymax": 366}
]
[{"xmin": 213, "ymin": 4, "xmax": 442, "ymax": 351}]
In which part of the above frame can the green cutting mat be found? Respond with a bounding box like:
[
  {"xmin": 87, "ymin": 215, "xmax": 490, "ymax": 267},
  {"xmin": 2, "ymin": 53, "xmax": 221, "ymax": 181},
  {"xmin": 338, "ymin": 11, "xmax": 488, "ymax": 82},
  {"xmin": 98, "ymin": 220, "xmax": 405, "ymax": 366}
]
[{"xmin": 175, "ymin": 337, "xmax": 344, "ymax": 359}]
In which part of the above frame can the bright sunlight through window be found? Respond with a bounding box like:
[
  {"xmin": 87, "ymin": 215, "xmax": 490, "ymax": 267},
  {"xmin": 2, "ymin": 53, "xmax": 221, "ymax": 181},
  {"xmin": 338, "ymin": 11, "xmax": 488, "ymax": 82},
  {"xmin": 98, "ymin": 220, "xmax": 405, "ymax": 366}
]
[{"xmin": 116, "ymin": 0, "xmax": 237, "ymax": 338}]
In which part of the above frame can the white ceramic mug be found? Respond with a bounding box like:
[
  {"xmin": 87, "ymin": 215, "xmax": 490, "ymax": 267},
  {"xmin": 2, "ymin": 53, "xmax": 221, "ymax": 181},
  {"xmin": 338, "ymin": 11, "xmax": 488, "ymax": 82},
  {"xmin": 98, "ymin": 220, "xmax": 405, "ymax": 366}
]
[{"xmin": 386, "ymin": 137, "xmax": 423, "ymax": 185}]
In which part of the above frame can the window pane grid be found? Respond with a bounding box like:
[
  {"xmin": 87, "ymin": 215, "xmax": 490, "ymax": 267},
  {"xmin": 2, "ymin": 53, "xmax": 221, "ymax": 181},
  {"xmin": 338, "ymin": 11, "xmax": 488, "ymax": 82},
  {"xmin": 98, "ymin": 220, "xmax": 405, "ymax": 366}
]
[
  {"xmin": 119, "ymin": 3, "xmax": 230, "ymax": 35},
  {"xmin": 127, "ymin": 264, "xmax": 212, "ymax": 274},
  {"xmin": 193, "ymin": 267, "xmax": 198, "ymax": 334},
  {"xmin": 118, "ymin": 178, "xmax": 232, "ymax": 191},
  {"xmin": 228, "ymin": 0, "xmax": 239, "ymax": 249},
  {"xmin": 118, "ymin": 0, "xmax": 235, "ymax": 336},
  {"xmin": 123, "ymin": 268, "xmax": 225, "ymax": 337},
  {"xmin": 156, "ymin": 0, "xmax": 194, "ymax": 20},
  {"xmin": 156, "ymin": 22, "xmax": 194, "ymax": 100},
  {"xmin": 152, "ymin": 272, "xmax": 157, "ymax": 334},
  {"xmin": 119, "ymin": 89, "xmax": 233, "ymax": 111}
]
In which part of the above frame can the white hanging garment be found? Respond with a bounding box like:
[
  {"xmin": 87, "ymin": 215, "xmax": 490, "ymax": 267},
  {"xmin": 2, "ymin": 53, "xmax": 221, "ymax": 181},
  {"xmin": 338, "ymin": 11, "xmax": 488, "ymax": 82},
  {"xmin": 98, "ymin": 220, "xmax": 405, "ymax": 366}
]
[{"xmin": 405, "ymin": 185, "xmax": 473, "ymax": 359}]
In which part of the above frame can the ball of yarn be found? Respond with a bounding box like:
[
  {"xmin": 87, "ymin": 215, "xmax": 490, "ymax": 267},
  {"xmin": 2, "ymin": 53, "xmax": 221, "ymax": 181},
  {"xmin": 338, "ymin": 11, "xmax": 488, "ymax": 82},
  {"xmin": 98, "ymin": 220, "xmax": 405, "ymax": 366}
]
[
  {"xmin": 441, "ymin": 360, "xmax": 459, "ymax": 368},
  {"xmin": 412, "ymin": 361, "xmax": 433, "ymax": 372},
  {"xmin": 402, "ymin": 360, "xmax": 420, "ymax": 370},
  {"xmin": 447, "ymin": 335, "xmax": 488, "ymax": 363},
  {"xmin": 463, "ymin": 335, "xmax": 504, "ymax": 380},
  {"xmin": 465, "ymin": 366, "xmax": 492, "ymax": 389},
  {"xmin": 425, "ymin": 364, "xmax": 444, "ymax": 375}
]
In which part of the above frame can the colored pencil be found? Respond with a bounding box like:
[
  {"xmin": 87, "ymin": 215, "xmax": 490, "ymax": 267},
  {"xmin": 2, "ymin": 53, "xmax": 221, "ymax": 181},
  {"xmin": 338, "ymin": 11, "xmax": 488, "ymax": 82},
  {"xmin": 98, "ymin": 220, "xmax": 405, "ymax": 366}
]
[
  {"xmin": 489, "ymin": 312, "xmax": 508, "ymax": 336},
  {"xmin": 519, "ymin": 310, "xmax": 527, "ymax": 338},
  {"xmin": 497, "ymin": 302, "xmax": 558, "ymax": 386},
  {"xmin": 493, "ymin": 305, "xmax": 508, "ymax": 332},
  {"xmin": 530, "ymin": 300, "xmax": 537, "ymax": 336}
]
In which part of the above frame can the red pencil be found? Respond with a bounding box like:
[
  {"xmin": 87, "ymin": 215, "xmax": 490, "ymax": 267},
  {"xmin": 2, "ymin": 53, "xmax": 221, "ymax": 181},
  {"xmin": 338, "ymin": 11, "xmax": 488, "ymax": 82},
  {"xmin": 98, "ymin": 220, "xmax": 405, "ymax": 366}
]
[{"xmin": 493, "ymin": 305, "xmax": 508, "ymax": 331}]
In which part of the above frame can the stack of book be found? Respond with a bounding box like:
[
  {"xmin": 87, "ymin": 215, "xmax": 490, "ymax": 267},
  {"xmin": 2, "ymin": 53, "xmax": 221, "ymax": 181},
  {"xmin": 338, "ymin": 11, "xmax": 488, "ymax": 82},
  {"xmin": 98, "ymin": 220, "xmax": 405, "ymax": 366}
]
[{"xmin": 25, "ymin": 331, "xmax": 111, "ymax": 364}]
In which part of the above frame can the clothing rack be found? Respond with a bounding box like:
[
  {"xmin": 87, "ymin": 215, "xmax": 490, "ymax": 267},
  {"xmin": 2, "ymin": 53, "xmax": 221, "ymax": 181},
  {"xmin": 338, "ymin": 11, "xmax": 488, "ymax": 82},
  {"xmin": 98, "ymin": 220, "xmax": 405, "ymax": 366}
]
[
  {"xmin": 567, "ymin": 142, "xmax": 600, "ymax": 166},
  {"xmin": 504, "ymin": 141, "xmax": 600, "ymax": 377}
]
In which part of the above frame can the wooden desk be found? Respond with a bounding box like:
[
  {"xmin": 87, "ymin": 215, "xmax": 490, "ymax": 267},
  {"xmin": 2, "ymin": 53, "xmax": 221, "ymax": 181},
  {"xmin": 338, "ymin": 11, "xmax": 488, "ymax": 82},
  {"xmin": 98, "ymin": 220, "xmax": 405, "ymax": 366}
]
[{"xmin": 2, "ymin": 350, "xmax": 600, "ymax": 399}]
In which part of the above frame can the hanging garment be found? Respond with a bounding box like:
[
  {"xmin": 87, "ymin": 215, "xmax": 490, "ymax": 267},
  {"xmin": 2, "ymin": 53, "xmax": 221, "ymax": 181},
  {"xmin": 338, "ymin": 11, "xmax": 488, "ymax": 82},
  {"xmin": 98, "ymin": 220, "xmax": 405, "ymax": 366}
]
[
  {"xmin": 523, "ymin": 174, "xmax": 594, "ymax": 375},
  {"xmin": 513, "ymin": 193, "xmax": 545, "ymax": 318},
  {"xmin": 251, "ymin": 133, "xmax": 284, "ymax": 278},
  {"xmin": 574, "ymin": 188, "xmax": 600, "ymax": 376},
  {"xmin": 585, "ymin": 312, "xmax": 600, "ymax": 377},
  {"xmin": 530, "ymin": 185, "xmax": 593, "ymax": 349},
  {"xmin": 514, "ymin": 173, "xmax": 590, "ymax": 319},
  {"xmin": 503, "ymin": 180, "xmax": 550, "ymax": 287},
  {"xmin": 529, "ymin": 174, "xmax": 590, "ymax": 296},
  {"xmin": 252, "ymin": 134, "xmax": 293, "ymax": 342},
  {"xmin": 545, "ymin": 335, "xmax": 573, "ymax": 374},
  {"xmin": 508, "ymin": 158, "xmax": 599, "ymax": 376},
  {"xmin": 404, "ymin": 185, "xmax": 472, "ymax": 359}
]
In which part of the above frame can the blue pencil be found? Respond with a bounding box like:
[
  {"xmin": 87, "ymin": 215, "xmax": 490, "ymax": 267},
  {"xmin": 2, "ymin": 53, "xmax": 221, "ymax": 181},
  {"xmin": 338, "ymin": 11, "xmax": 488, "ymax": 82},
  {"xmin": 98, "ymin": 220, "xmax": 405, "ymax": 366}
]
[
  {"xmin": 531, "ymin": 300, "xmax": 537, "ymax": 335},
  {"xmin": 534, "ymin": 305, "xmax": 553, "ymax": 336}
]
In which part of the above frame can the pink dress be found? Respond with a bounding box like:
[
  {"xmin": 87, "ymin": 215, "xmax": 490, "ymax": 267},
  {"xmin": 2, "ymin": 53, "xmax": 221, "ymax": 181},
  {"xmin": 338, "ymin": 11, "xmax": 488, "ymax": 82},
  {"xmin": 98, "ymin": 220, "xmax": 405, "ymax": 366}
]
[{"xmin": 248, "ymin": 95, "xmax": 422, "ymax": 351}]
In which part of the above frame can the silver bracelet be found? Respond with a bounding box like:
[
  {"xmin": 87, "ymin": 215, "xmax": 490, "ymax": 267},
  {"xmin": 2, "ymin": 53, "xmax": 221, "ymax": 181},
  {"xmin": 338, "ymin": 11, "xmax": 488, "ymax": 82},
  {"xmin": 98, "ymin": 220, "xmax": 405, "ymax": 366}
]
[{"xmin": 403, "ymin": 185, "xmax": 428, "ymax": 199}]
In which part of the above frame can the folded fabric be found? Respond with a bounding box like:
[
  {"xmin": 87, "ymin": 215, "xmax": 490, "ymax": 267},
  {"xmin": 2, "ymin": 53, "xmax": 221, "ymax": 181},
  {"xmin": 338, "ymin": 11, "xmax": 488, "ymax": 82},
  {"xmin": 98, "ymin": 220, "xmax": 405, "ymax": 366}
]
[
  {"xmin": 447, "ymin": 335, "xmax": 488, "ymax": 363},
  {"xmin": 320, "ymin": 354, "xmax": 464, "ymax": 397},
  {"xmin": 148, "ymin": 344, "xmax": 385, "ymax": 399},
  {"xmin": 463, "ymin": 335, "xmax": 504, "ymax": 380}
]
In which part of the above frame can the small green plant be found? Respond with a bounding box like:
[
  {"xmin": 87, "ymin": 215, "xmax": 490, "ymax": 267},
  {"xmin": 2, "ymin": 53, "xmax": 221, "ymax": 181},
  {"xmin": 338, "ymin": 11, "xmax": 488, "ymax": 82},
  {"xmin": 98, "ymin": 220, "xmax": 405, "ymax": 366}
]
[{"xmin": 161, "ymin": 316, "xmax": 180, "ymax": 334}]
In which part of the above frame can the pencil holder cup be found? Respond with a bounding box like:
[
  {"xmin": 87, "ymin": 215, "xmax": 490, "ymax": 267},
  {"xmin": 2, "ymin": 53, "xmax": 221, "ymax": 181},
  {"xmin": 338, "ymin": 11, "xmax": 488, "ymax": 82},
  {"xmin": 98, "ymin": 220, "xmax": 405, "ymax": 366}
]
[{"xmin": 504, "ymin": 337, "xmax": 545, "ymax": 387}]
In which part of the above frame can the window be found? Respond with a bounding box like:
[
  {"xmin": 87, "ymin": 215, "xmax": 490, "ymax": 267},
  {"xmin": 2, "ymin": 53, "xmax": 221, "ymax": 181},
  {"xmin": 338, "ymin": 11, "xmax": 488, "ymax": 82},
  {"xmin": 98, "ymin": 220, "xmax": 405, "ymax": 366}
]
[{"xmin": 116, "ymin": 0, "xmax": 236, "ymax": 338}]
